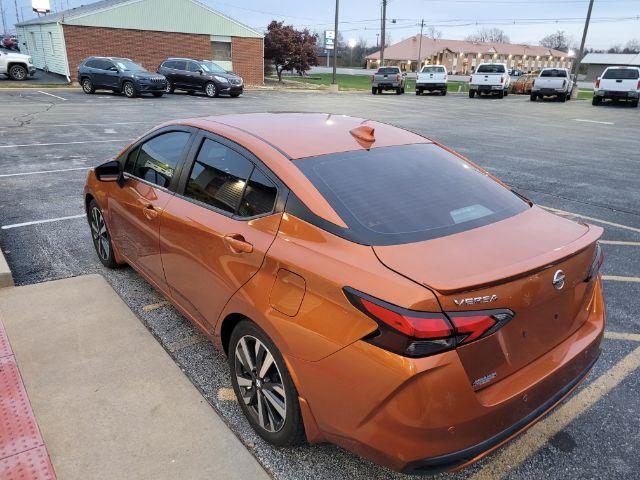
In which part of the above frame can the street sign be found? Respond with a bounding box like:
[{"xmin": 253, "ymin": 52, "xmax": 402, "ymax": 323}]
[
  {"xmin": 32, "ymin": 0, "xmax": 51, "ymax": 13},
  {"xmin": 325, "ymin": 30, "xmax": 335, "ymax": 50}
]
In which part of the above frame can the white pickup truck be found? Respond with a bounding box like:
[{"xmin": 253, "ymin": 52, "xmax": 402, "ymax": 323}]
[
  {"xmin": 593, "ymin": 66, "xmax": 639, "ymax": 107},
  {"xmin": 415, "ymin": 65, "xmax": 447, "ymax": 96},
  {"xmin": 0, "ymin": 47, "xmax": 36, "ymax": 81},
  {"xmin": 469, "ymin": 63, "xmax": 510, "ymax": 98},
  {"xmin": 530, "ymin": 68, "xmax": 574, "ymax": 102}
]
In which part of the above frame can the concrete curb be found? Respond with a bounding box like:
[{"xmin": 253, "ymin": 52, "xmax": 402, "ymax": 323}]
[{"xmin": 0, "ymin": 248, "xmax": 14, "ymax": 288}]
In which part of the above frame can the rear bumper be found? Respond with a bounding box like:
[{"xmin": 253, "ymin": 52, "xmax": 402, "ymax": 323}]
[
  {"xmin": 533, "ymin": 88, "xmax": 566, "ymax": 95},
  {"xmin": 292, "ymin": 279, "xmax": 605, "ymax": 474},
  {"xmin": 373, "ymin": 83, "xmax": 401, "ymax": 89},
  {"xmin": 471, "ymin": 84, "xmax": 504, "ymax": 92},
  {"xmin": 595, "ymin": 90, "xmax": 639, "ymax": 99},
  {"xmin": 416, "ymin": 83, "xmax": 446, "ymax": 90}
]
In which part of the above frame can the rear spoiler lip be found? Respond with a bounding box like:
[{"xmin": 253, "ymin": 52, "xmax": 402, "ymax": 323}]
[{"xmin": 422, "ymin": 223, "xmax": 603, "ymax": 295}]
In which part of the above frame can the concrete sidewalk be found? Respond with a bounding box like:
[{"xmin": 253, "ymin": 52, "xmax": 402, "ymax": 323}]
[{"xmin": 0, "ymin": 274, "xmax": 269, "ymax": 480}]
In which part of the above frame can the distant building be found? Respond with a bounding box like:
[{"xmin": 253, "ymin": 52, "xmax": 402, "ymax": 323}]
[
  {"xmin": 580, "ymin": 53, "xmax": 640, "ymax": 81},
  {"xmin": 366, "ymin": 35, "xmax": 572, "ymax": 74},
  {"xmin": 15, "ymin": 0, "xmax": 264, "ymax": 84}
]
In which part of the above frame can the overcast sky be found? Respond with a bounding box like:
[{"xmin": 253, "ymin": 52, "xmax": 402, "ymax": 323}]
[{"xmin": 8, "ymin": 0, "xmax": 640, "ymax": 50}]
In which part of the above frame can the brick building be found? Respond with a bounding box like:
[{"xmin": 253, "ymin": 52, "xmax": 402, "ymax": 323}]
[
  {"xmin": 366, "ymin": 35, "xmax": 571, "ymax": 74},
  {"xmin": 15, "ymin": 0, "xmax": 264, "ymax": 84}
]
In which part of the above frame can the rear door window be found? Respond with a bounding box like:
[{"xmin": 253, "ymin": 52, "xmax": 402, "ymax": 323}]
[
  {"xmin": 238, "ymin": 169, "xmax": 278, "ymax": 217},
  {"xmin": 477, "ymin": 64, "xmax": 506, "ymax": 74},
  {"xmin": 421, "ymin": 66, "xmax": 445, "ymax": 74},
  {"xmin": 377, "ymin": 68, "xmax": 399, "ymax": 75},
  {"xmin": 125, "ymin": 131, "xmax": 191, "ymax": 188},
  {"xmin": 173, "ymin": 60, "xmax": 187, "ymax": 71},
  {"xmin": 603, "ymin": 68, "xmax": 639, "ymax": 80},
  {"xmin": 295, "ymin": 143, "xmax": 529, "ymax": 245}
]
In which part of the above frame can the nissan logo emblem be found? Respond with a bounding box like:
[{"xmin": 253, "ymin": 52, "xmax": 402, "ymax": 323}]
[{"xmin": 553, "ymin": 270, "xmax": 566, "ymax": 290}]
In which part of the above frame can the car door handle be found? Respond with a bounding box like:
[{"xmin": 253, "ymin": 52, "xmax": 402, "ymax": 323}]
[
  {"xmin": 142, "ymin": 203, "xmax": 158, "ymax": 220},
  {"xmin": 223, "ymin": 234, "xmax": 253, "ymax": 254}
]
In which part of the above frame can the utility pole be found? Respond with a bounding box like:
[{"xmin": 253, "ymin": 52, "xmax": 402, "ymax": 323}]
[
  {"xmin": 331, "ymin": 0, "xmax": 339, "ymax": 89},
  {"xmin": 380, "ymin": 0, "xmax": 387, "ymax": 67},
  {"xmin": 571, "ymin": 0, "xmax": 594, "ymax": 98},
  {"xmin": 13, "ymin": 0, "xmax": 18, "ymax": 24},
  {"xmin": 0, "ymin": 0, "xmax": 7, "ymax": 36},
  {"xmin": 417, "ymin": 19, "xmax": 424, "ymax": 72}
]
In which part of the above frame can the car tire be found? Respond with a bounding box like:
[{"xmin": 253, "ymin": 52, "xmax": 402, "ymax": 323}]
[
  {"xmin": 229, "ymin": 319, "xmax": 306, "ymax": 447},
  {"xmin": 441, "ymin": 89, "xmax": 447, "ymax": 96},
  {"xmin": 230, "ymin": 93, "xmax": 241, "ymax": 98},
  {"xmin": 152, "ymin": 92, "xmax": 164, "ymax": 98},
  {"xmin": 87, "ymin": 199, "xmax": 118, "ymax": 269},
  {"xmin": 592, "ymin": 96, "xmax": 600, "ymax": 106},
  {"xmin": 123, "ymin": 81, "xmax": 137, "ymax": 98},
  {"xmin": 469, "ymin": 90, "xmax": 475, "ymax": 98},
  {"xmin": 560, "ymin": 93, "xmax": 567, "ymax": 102},
  {"xmin": 504, "ymin": 89, "xmax": 509, "ymax": 97},
  {"xmin": 530, "ymin": 93, "xmax": 537, "ymax": 101},
  {"xmin": 497, "ymin": 90, "xmax": 504, "ymax": 99},
  {"xmin": 396, "ymin": 87, "xmax": 402, "ymax": 95},
  {"xmin": 372, "ymin": 87, "xmax": 377, "ymax": 95},
  {"xmin": 205, "ymin": 82, "xmax": 218, "ymax": 98},
  {"xmin": 81, "ymin": 77, "xmax": 95, "ymax": 94},
  {"xmin": 631, "ymin": 99, "xmax": 639, "ymax": 108},
  {"xmin": 165, "ymin": 81, "xmax": 175, "ymax": 94},
  {"xmin": 8, "ymin": 64, "xmax": 28, "ymax": 81}
]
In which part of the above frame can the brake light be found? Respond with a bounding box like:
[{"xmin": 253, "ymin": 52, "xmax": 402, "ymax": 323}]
[
  {"xmin": 396, "ymin": 74, "xmax": 401, "ymax": 81},
  {"xmin": 344, "ymin": 288, "xmax": 515, "ymax": 358},
  {"xmin": 637, "ymin": 80, "xmax": 640, "ymax": 90},
  {"xmin": 371, "ymin": 75, "xmax": 374, "ymax": 82},
  {"xmin": 595, "ymin": 79, "xmax": 600, "ymax": 89},
  {"xmin": 562, "ymin": 79, "xmax": 567, "ymax": 88},
  {"xmin": 585, "ymin": 243, "xmax": 604, "ymax": 282},
  {"xmin": 501, "ymin": 75, "xmax": 505, "ymax": 84},
  {"xmin": 532, "ymin": 79, "xmax": 536, "ymax": 87},
  {"xmin": 469, "ymin": 75, "xmax": 473, "ymax": 83}
]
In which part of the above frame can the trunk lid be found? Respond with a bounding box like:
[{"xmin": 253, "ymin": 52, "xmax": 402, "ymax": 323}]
[
  {"xmin": 600, "ymin": 77, "xmax": 638, "ymax": 92},
  {"xmin": 373, "ymin": 207, "xmax": 603, "ymax": 388}
]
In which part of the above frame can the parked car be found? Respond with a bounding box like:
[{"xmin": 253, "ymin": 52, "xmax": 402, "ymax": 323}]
[
  {"xmin": 415, "ymin": 65, "xmax": 447, "ymax": 96},
  {"xmin": 78, "ymin": 57, "xmax": 166, "ymax": 98},
  {"xmin": 592, "ymin": 66, "xmax": 640, "ymax": 107},
  {"xmin": 509, "ymin": 73, "xmax": 537, "ymax": 95},
  {"xmin": 84, "ymin": 112, "xmax": 605, "ymax": 475},
  {"xmin": 158, "ymin": 58, "xmax": 243, "ymax": 98},
  {"xmin": 508, "ymin": 68, "xmax": 524, "ymax": 77},
  {"xmin": 469, "ymin": 63, "xmax": 510, "ymax": 98},
  {"xmin": 0, "ymin": 47, "xmax": 35, "ymax": 80},
  {"xmin": 530, "ymin": 68, "xmax": 574, "ymax": 102},
  {"xmin": 371, "ymin": 66, "xmax": 405, "ymax": 94}
]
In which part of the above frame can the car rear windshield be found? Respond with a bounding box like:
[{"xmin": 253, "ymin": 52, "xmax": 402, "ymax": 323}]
[
  {"xmin": 603, "ymin": 68, "xmax": 639, "ymax": 80},
  {"xmin": 540, "ymin": 69, "xmax": 567, "ymax": 77},
  {"xmin": 476, "ymin": 64, "xmax": 506, "ymax": 74},
  {"xmin": 377, "ymin": 68, "xmax": 400, "ymax": 74},
  {"xmin": 421, "ymin": 66, "xmax": 445, "ymax": 73},
  {"xmin": 294, "ymin": 144, "xmax": 529, "ymax": 245}
]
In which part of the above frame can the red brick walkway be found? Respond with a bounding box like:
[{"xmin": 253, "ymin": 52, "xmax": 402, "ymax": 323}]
[{"xmin": 0, "ymin": 321, "xmax": 56, "ymax": 480}]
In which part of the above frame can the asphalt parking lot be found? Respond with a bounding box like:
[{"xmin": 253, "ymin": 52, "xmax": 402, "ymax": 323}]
[{"xmin": 1, "ymin": 87, "xmax": 639, "ymax": 479}]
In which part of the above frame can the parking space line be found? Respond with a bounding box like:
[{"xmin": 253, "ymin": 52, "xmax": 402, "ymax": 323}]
[
  {"xmin": 37, "ymin": 91, "xmax": 67, "ymax": 101},
  {"xmin": 469, "ymin": 343, "xmax": 640, "ymax": 480},
  {"xmin": 573, "ymin": 118, "xmax": 615, "ymax": 125},
  {"xmin": 1, "ymin": 214, "xmax": 85, "ymax": 230},
  {"xmin": 602, "ymin": 275, "xmax": 640, "ymax": 283},
  {"xmin": 0, "ymin": 139, "xmax": 129, "ymax": 149},
  {"xmin": 605, "ymin": 331, "xmax": 640, "ymax": 342},
  {"xmin": 599, "ymin": 240, "xmax": 640, "ymax": 247},
  {"xmin": 541, "ymin": 206, "xmax": 640, "ymax": 234},
  {"xmin": 0, "ymin": 167, "xmax": 90, "ymax": 178}
]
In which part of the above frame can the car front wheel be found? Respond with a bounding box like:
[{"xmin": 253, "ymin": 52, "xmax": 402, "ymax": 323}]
[
  {"xmin": 8, "ymin": 64, "xmax": 27, "ymax": 81},
  {"xmin": 88, "ymin": 200, "xmax": 118, "ymax": 269},
  {"xmin": 205, "ymin": 82, "xmax": 218, "ymax": 98},
  {"xmin": 165, "ymin": 81, "xmax": 174, "ymax": 93},
  {"xmin": 229, "ymin": 320, "xmax": 305, "ymax": 447},
  {"xmin": 123, "ymin": 81, "xmax": 137, "ymax": 98}
]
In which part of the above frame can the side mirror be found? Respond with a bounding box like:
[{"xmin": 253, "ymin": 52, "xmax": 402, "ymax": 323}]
[
  {"xmin": 95, "ymin": 160, "xmax": 123, "ymax": 183},
  {"xmin": 402, "ymin": 72, "xmax": 407, "ymax": 77}
]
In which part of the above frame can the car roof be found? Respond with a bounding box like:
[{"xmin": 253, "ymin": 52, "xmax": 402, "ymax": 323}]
[
  {"xmin": 86, "ymin": 56, "xmax": 131, "ymax": 62},
  {"xmin": 185, "ymin": 112, "xmax": 430, "ymax": 160}
]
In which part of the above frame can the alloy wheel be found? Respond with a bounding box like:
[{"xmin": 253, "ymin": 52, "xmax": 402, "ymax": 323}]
[
  {"xmin": 234, "ymin": 335, "xmax": 287, "ymax": 433},
  {"xmin": 10, "ymin": 65, "xmax": 26, "ymax": 80},
  {"xmin": 82, "ymin": 79, "xmax": 93, "ymax": 93},
  {"xmin": 90, "ymin": 206, "xmax": 110, "ymax": 261},
  {"xmin": 206, "ymin": 82, "xmax": 217, "ymax": 98},
  {"xmin": 124, "ymin": 82, "xmax": 135, "ymax": 97},
  {"xmin": 165, "ymin": 81, "xmax": 172, "ymax": 93}
]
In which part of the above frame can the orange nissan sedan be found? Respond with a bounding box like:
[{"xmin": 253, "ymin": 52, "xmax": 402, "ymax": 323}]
[{"xmin": 84, "ymin": 113, "xmax": 605, "ymax": 474}]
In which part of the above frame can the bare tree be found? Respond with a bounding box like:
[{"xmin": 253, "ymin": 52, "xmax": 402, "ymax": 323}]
[
  {"xmin": 465, "ymin": 28, "xmax": 510, "ymax": 44},
  {"xmin": 540, "ymin": 30, "xmax": 572, "ymax": 52},
  {"xmin": 623, "ymin": 39, "xmax": 640, "ymax": 54},
  {"xmin": 607, "ymin": 44, "xmax": 622, "ymax": 54},
  {"xmin": 425, "ymin": 26, "xmax": 442, "ymax": 40}
]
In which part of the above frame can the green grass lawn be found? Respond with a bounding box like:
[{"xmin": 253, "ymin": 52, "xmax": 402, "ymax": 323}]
[{"xmin": 284, "ymin": 73, "xmax": 593, "ymax": 98}]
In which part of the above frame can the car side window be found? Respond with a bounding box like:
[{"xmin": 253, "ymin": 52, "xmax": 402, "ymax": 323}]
[
  {"xmin": 173, "ymin": 60, "xmax": 187, "ymax": 71},
  {"xmin": 238, "ymin": 168, "xmax": 278, "ymax": 217},
  {"xmin": 184, "ymin": 139, "xmax": 254, "ymax": 214},
  {"xmin": 163, "ymin": 60, "xmax": 175, "ymax": 69},
  {"xmin": 187, "ymin": 61, "xmax": 201, "ymax": 73},
  {"xmin": 85, "ymin": 59, "xmax": 99, "ymax": 69},
  {"xmin": 125, "ymin": 131, "xmax": 190, "ymax": 188}
]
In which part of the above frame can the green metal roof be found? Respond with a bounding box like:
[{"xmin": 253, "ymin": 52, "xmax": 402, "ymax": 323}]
[{"xmin": 17, "ymin": 0, "xmax": 262, "ymax": 38}]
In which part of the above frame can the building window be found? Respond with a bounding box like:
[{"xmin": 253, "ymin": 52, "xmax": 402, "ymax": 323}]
[
  {"xmin": 48, "ymin": 32, "xmax": 55, "ymax": 53},
  {"xmin": 212, "ymin": 41, "xmax": 231, "ymax": 61}
]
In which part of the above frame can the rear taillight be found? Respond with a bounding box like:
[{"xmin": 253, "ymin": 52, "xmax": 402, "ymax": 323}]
[
  {"xmin": 532, "ymin": 79, "xmax": 536, "ymax": 87},
  {"xmin": 637, "ymin": 80, "xmax": 640, "ymax": 90},
  {"xmin": 396, "ymin": 74, "xmax": 401, "ymax": 81},
  {"xmin": 371, "ymin": 75, "xmax": 374, "ymax": 82},
  {"xmin": 469, "ymin": 75, "xmax": 474, "ymax": 83},
  {"xmin": 344, "ymin": 288, "xmax": 515, "ymax": 358},
  {"xmin": 585, "ymin": 243, "xmax": 604, "ymax": 282},
  {"xmin": 501, "ymin": 75, "xmax": 505, "ymax": 84},
  {"xmin": 595, "ymin": 79, "xmax": 601, "ymax": 89},
  {"xmin": 562, "ymin": 79, "xmax": 567, "ymax": 88}
]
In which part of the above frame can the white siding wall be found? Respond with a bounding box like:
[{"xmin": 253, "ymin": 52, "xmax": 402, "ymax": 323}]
[{"xmin": 16, "ymin": 23, "xmax": 69, "ymax": 77}]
